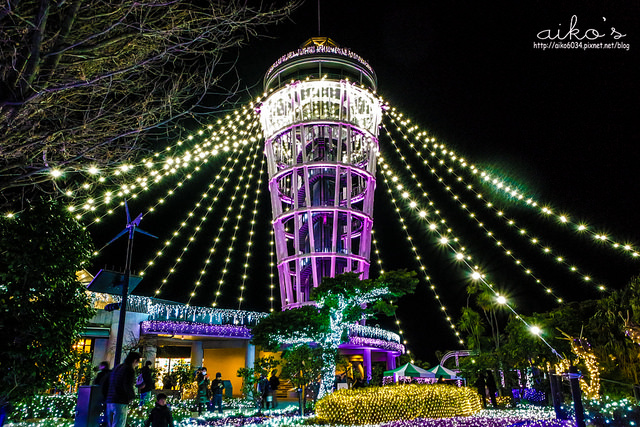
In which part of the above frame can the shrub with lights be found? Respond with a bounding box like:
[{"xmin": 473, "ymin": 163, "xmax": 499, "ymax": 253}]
[
  {"xmin": 315, "ymin": 384, "xmax": 482, "ymax": 425},
  {"xmin": 7, "ymin": 394, "xmax": 77, "ymax": 422}
]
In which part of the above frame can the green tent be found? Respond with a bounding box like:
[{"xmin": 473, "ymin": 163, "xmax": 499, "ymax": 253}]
[
  {"xmin": 426, "ymin": 364, "xmax": 462, "ymax": 380},
  {"xmin": 383, "ymin": 362, "xmax": 436, "ymax": 378}
]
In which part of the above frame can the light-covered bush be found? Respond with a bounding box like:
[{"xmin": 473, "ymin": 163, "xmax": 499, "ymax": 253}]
[{"xmin": 315, "ymin": 384, "xmax": 482, "ymax": 425}]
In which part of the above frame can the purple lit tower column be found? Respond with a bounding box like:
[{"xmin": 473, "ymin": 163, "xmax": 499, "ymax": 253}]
[{"xmin": 259, "ymin": 38, "xmax": 382, "ymax": 310}]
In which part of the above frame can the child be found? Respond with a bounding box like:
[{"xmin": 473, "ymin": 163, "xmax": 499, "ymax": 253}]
[{"xmin": 144, "ymin": 393, "xmax": 174, "ymax": 427}]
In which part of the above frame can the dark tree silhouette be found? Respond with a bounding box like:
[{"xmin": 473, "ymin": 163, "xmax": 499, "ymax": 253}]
[
  {"xmin": 0, "ymin": 0, "xmax": 299, "ymax": 207},
  {"xmin": 0, "ymin": 200, "xmax": 94, "ymax": 407}
]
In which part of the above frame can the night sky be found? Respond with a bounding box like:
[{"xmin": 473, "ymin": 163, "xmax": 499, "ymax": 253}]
[{"xmin": 91, "ymin": 0, "xmax": 640, "ymax": 363}]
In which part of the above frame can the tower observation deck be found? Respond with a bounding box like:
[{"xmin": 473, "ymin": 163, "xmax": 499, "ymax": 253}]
[{"xmin": 260, "ymin": 38, "xmax": 383, "ymax": 310}]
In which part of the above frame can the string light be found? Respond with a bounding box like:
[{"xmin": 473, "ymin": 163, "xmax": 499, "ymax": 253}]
[
  {"xmin": 378, "ymin": 166, "xmax": 464, "ymax": 346},
  {"xmin": 211, "ymin": 144, "xmax": 262, "ymax": 307},
  {"xmin": 385, "ymin": 107, "xmax": 640, "ymax": 261},
  {"xmin": 146, "ymin": 118, "xmax": 263, "ymax": 299},
  {"xmin": 378, "ymin": 149, "xmax": 563, "ymax": 357},
  {"xmin": 269, "ymin": 229, "xmax": 276, "ymax": 312},
  {"xmin": 143, "ymin": 153, "xmax": 240, "ymax": 294},
  {"xmin": 372, "ymin": 233, "xmax": 413, "ymax": 357},
  {"xmin": 555, "ymin": 336, "xmax": 601, "ymax": 400},
  {"xmin": 385, "ymin": 108, "xmax": 609, "ymax": 294},
  {"xmin": 141, "ymin": 320, "xmax": 252, "ymax": 338},
  {"xmin": 236, "ymin": 152, "xmax": 267, "ymax": 309},
  {"xmin": 65, "ymin": 108, "xmax": 258, "ymax": 223}
]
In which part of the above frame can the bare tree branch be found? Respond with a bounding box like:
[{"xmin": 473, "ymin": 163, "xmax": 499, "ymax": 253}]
[{"xmin": 0, "ymin": 0, "xmax": 300, "ymax": 208}]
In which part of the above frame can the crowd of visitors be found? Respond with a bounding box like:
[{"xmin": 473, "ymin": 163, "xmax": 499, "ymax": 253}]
[
  {"xmin": 94, "ymin": 353, "xmax": 490, "ymax": 426},
  {"xmin": 92, "ymin": 352, "xmax": 287, "ymax": 426}
]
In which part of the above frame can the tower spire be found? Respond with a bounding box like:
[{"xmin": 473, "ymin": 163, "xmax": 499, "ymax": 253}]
[{"xmin": 317, "ymin": 0, "xmax": 321, "ymax": 36}]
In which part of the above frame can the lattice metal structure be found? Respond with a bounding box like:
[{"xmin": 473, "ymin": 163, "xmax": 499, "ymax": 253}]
[{"xmin": 260, "ymin": 38, "xmax": 382, "ymax": 310}]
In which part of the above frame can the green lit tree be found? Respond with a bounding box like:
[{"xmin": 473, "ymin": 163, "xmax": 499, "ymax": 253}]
[
  {"xmin": 0, "ymin": 200, "xmax": 94, "ymax": 410},
  {"xmin": 237, "ymin": 355, "xmax": 280, "ymax": 406},
  {"xmin": 457, "ymin": 306, "xmax": 487, "ymax": 352},
  {"xmin": 251, "ymin": 270, "xmax": 418, "ymax": 398},
  {"xmin": 588, "ymin": 280, "xmax": 640, "ymax": 397}
]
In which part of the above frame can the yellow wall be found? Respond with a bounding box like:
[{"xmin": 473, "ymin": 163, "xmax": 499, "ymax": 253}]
[
  {"xmin": 203, "ymin": 348, "xmax": 245, "ymax": 397},
  {"xmin": 201, "ymin": 347, "xmax": 284, "ymax": 397}
]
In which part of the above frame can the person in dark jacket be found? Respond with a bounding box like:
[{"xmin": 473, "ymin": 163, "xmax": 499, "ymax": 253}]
[
  {"xmin": 106, "ymin": 352, "xmax": 141, "ymax": 427},
  {"xmin": 138, "ymin": 361, "xmax": 154, "ymax": 406},
  {"xmin": 144, "ymin": 393, "xmax": 174, "ymax": 427},
  {"xmin": 268, "ymin": 371, "xmax": 280, "ymax": 409},
  {"xmin": 94, "ymin": 362, "xmax": 111, "ymax": 427},
  {"xmin": 196, "ymin": 367, "xmax": 210, "ymax": 414},
  {"xmin": 94, "ymin": 362, "xmax": 111, "ymax": 390},
  {"xmin": 256, "ymin": 374, "xmax": 270, "ymax": 412},
  {"xmin": 209, "ymin": 372, "xmax": 225, "ymax": 414}
]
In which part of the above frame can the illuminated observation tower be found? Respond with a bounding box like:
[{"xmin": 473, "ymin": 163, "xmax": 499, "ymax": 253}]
[{"xmin": 259, "ymin": 38, "xmax": 382, "ymax": 310}]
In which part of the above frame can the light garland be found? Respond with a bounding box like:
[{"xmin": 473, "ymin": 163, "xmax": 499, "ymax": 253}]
[
  {"xmin": 372, "ymin": 234, "xmax": 413, "ymax": 355},
  {"xmin": 65, "ymin": 108, "xmax": 250, "ymax": 192},
  {"xmin": 65, "ymin": 107, "xmax": 259, "ymax": 224},
  {"xmin": 179, "ymin": 153, "xmax": 245, "ymax": 303},
  {"xmin": 383, "ymin": 112, "xmax": 609, "ymax": 298},
  {"xmin": 211, "ymin": 143, "xmax": 262, "ymax": 308},
  {"xmin": 623, "ymin": 314, "xmax": 640, "ymax": 345},
  {"xmin": 372, "ymin": 233, "xmax": 415, "ymax": 360},
  {"xmin": 348, "ymin": 336, "xmax": 405, "ymax": 352},
  {"xmin": 348, "ymin": 324, "xmax": 401, "ymax": 344},
  {"xmin": 377, "ymin": 160, "xmax": 464, "ymax": 346},
  {"xmin": 269, "ymin": 229, "xmax": 276, "ymax": 312},
  {"xmin": 142, "ymin": 150, "xmax": 242, "ymax": 292},
  {"xmin": 380, "ymin": 119, "xmax": 566, "ymax": 303},
  {"xmin": 555, "ymin": 335, "xmax": 601, "ymax": 400},
  {"xmin": 265, "ymin": 43, "xmax": 374, "ymax": 78},
  {"xmin": 377, "ymin": 152, "xmax": 563, "ymax": 359},
  {"xmin": 236, "ymin": 150, "xmax": 266, "ymax": 309},
  {"xmin": 7, "ymin": 394, "xmax": 77, "ymax": 422},
  {"xmin": 512, "ymin": 388, "xmax": 547, "ymax": 404},
  {"xmin": 140, "ymin": 320, "xmax": 252, "ymax": 338},
  {"xmin": 385, "ymin": 107, "xmax": 640, "ymax": 262},
  {"xmin": 144, "ymin": 297, "xmax": 268, "ymax": 325}
]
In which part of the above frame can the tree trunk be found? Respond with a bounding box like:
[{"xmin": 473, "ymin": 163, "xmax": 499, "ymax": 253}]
[
  {"xmin": 18, "ymin": 0, "xmax": 50, "ymax": 96},
  {"xmin": 318, "ymin": 349, "xmax": 337, "ymax": 399}
]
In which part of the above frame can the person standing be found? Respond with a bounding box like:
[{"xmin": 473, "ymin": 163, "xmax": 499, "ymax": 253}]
[
  {"xmin": 94, "ymin": 362, "xmax": 111, "ymax": 427},
  {"xmin": 94, "ymin": 362, "xmax": 112, "ymax": 389},
  {"xmin": 210, "ymin": 372, "xmax": 225, "ymax": 414},
  {"xmin": 106, "ymin": 352, "xmax": 141, "ymax": 427},
  {"xmin": 256, "ymin": 374, "xmax": 270, "ymax": 412},
  {"xmin": 144, "ymin": 393, "xmax": 174, "ymax": 427},
  {"xmin": 269, "ymin": 371, "xmax": 280, "ymax": 410},
  {"xmin": 138, "ymin": 361, "xmax": 154, "ymax": 406},
  {"xmin": 196, "ymin": 368, "xmax": 210, "ymax": 414}
]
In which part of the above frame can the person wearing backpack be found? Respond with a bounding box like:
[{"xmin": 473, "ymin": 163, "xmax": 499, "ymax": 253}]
[{"xmin": 106, "ymin": 352, "xmax": 141, "ymax": 427}]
